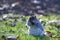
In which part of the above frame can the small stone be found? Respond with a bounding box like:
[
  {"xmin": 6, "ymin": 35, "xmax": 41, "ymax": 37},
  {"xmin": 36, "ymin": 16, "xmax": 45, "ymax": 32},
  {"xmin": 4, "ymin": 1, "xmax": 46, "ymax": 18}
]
[
  {"xmin": 2, "ymin": 34, "xmax": 19, "ymax": 40},
  {"xmin": 44, "ymin": 31, "xmax": 52, "ymax": 37}
]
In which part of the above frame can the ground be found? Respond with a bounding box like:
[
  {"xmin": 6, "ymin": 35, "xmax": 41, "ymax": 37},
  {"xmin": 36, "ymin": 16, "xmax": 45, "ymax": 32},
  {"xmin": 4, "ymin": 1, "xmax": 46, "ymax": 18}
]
[{"xmin": 0, "ymin": 14, "xmax": 60, "ymax": 40}]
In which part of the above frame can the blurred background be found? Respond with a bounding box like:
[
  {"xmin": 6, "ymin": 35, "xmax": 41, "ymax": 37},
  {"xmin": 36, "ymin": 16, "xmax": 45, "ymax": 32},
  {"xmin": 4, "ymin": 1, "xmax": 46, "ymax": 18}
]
[{"xmin": 0, "ymin": 0, "xmax": 60, "ymax": 16}]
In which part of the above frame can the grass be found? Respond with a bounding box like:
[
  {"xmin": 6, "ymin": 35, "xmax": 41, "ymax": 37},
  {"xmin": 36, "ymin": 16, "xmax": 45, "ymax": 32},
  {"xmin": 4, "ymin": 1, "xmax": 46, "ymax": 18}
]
[{"xmin": 0, "ymin": 14, "xmax": 60, "ymax": 40}]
